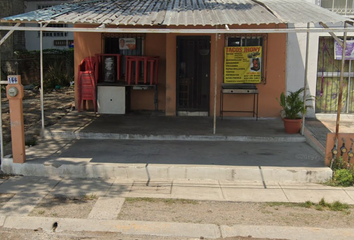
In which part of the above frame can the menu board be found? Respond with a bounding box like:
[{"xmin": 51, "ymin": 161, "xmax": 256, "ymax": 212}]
[{"xmin": 224, "ymin": 46, "xmax": 262, "ymax": 83}]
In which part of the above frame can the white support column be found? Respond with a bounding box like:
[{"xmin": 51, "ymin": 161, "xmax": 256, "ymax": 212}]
[
  {"xmin": 347, "ymin": 60, "xmax": 351, "ymax": 113},
  {"xmin": 0, "ymin": 48, "xmax": 3, "ymax": 168},
  {"xmin": 40, "ymin": 23, "xmax": 45, "ymax": 133},
  {"xmin": 301, "ymin": 23, "xmax": 310, "ymax": 135},
  {"xmin": 213, "ymin": 31, "xmax": 218, "ymax": 135}
]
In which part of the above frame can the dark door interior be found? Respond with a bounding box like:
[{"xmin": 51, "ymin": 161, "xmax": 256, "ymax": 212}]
[{"xmin": 177, "ymin": 37, "xmax": 210, "ymax": 112}]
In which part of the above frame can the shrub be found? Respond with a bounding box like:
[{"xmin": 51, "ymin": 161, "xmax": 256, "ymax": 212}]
[
  {"xmin": 333, "ymin": 169, "xmax": 354, "ymax": 187},
  {"xmin": 331, "ymin": 157, "xmax": 347, "ymax": 170}
]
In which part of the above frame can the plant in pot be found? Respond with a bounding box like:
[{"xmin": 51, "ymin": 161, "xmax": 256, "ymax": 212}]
[{"xmin": 277, "ymin": 88, "xmax": 313, "ymax": 134}]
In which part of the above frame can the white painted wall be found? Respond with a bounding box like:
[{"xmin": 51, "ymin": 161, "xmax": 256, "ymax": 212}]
[
  {"xmin": 24, "ymin": 1, "xmax": 73, "ymax": 50},
  {"xmin": 286, "ymin": 0, "xmax": 352, "ymax": 117}
]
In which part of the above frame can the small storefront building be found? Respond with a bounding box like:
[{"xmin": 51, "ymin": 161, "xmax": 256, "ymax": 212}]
[
  {"xmin": 0, "ymin": 0, "xmax": 352, "ymax": 172},
  {"xmin": 1, "ymin": 0, "xmax": 349, "ymax": 122}
]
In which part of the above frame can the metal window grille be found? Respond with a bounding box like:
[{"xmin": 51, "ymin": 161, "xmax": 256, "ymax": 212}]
[{"xmin": 320, "ymin": 0, "xmax": 354, "ymax": 15}]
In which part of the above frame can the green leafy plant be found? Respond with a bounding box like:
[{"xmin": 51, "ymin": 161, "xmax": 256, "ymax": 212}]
[
  {"xmin": 333, "ymin": 169, "xmax": 354, "ymax": 187},
  {"xmin": 44, "ymin": 62, "xmax": 73, "ymax": 90},
  {"xmin": 276, "ymin": 88, "xmax": 313, "ymax": 119},
  {"xmin": 326, "ymin": 157, "xmax": 354, "ymax": 187},
  {"xmin": 331, "ymin": 157, "xmax": 348, "ymax": 170}
]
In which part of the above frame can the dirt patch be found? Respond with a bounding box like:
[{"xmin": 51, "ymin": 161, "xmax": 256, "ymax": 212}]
[
  {"xmin": 1, "ymin": 87, "xmax": 75, "ymax": 155},
  {"xmin": 0, "ymin": 193, "xmax": 14, "ymax": 208},
  {"xmin": 29, "ymin": 194, "xmax": 97, "ymax": 219},
  {"xmin": 118, "ymin": 198, "xmax": 354, "ymax": 229}
]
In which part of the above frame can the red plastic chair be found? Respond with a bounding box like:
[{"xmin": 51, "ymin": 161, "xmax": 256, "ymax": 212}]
[{"xmin": 78, "ymin": 56, "xmax": 98, "ymax": 112}]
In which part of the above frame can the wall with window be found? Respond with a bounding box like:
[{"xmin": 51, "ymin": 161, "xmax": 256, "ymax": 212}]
[
  {"xmin": 286, "ymin": 21, "xmax": 354, "ymax": 117},
  {"xmin": 74, "ymin": 28, "xmax": 166, "ymax": 111},
  {"xmin": 166, "ymin": 25, "xmax": 287, "ymax": 117},
  {"xmin": 24, "ymin": 1, "xmax": 73, "ymax": 50},
  {"xmin": 74, "ymin": 24, "xmax": 286, "ymax": 116}
]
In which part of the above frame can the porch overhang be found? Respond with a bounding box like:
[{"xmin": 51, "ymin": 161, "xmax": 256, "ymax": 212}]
[{"xmin": 0, "ymin": 0, "xmax": 352, "ymax": 34}]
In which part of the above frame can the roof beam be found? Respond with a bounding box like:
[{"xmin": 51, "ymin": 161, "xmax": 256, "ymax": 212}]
[
  {"xmin": 319, "ymin": 22, "xmax": 343, "ymax": 48},
  {"xmin": 1, "ymin": 25, "xmax": 354, "ymax": 34},
  {"xmin": 0, "ymin": 23, "xmax": 21, "ymax": 45}
]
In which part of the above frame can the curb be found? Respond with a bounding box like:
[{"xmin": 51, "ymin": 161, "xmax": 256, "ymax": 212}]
[
  {"xmin": 3, "ymin": 216, "xmax": 221, "ymax": 239},
  {"xmin": 2, "ymin": 216, "xmax": 354, "ymax": 240},
  {"xmin": 43, "ymin": 130, "xmax": 306, "ymax": 143},
  {"xmin": 2, "ymin": 158, "xmax": 332, "ymax": 182}
]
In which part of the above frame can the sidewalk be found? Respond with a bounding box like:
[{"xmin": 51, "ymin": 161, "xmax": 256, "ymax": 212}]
[{"xmin": 1, "ymin": 176, "xmax": 354, "ymax": 239}]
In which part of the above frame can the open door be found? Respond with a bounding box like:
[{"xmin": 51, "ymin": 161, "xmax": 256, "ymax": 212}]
[{"xmin": 177, "ymin": 36, "xmax": 210, "ymax": 114}]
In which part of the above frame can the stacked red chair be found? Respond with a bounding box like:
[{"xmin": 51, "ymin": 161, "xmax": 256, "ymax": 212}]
[{"xmin": 78, "ymin": 56, "xmax": 98, "ymax": 112}]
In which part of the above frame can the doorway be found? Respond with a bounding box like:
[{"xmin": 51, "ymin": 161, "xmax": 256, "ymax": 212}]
[{"xmin": 176, "ymin": 36, "xmax": 211, "ymax": 114}]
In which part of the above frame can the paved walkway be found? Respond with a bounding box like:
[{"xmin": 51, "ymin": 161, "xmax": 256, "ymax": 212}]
[
  {"xmin": 1, "ymin": 114, "xmax": 354, "ymax": 239},
  {"xmin": 1, "ymin": 176, "xmax": 354, "ymax": 239}
]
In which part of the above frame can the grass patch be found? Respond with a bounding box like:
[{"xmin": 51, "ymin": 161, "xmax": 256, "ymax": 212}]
[
  {"xmin": 125, "ymin": 197, "xmax": 198, "ymax": 205},
  {"xmin": 266, "ymin": 198, "xmax": 350, "ymax": 212},
  {"xmin": 83, "ymin": 194, "xmax": 98, "ymax": 200},
  {"xmin": 37, "ymin": 210, "xmax": 45, "ymax": 215}
]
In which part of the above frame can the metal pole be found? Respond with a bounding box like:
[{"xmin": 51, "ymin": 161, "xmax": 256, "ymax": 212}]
[
  {"xmin": 40, "ymin": 23, "xmax": 45, "ymax": 133},
  {"xmin": 336, "ymin": 22, "xmax": 348, "ymax": 139},
  {"xmin": 213, "ymin": 31, "xmax": 218, "ymax": 134},
  {"xmin": 301, "ymin": 23, "xmax": 310, "ymax": 136},
  {"xmin": 347, "ymin": 60, "xmax": 351, "ymax": 113},
  {"xmin": 0, "ymin": 47, "xmax": 3, "ymax": 169}
]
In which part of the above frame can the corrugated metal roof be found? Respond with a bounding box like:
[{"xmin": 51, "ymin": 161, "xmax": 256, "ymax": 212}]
[
  {"xmin": 258, "ymin": 0, "xmax": 348, "ymax": 24},
  {"xmin": 1, "ymin": 0, "xmax": 349, "ymax": 26},
  {"xmin": 0, "ymin": 0, "xmax": 280, "ymax": 26}
]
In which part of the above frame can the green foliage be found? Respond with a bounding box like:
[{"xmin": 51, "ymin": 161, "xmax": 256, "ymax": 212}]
[
  {"xmin": 333, "ymin": 169, "xmax": 354, "ymax": 187},
  {"xmin": 331, "ymin": 157, "xmax": 348, "ymax": 170},
  {"xmin": 266, "ymin": 199, "xmax": 350, "ymax": 212},
  {"xmin": 327, "ymin": 157, "xmax": 354, "ymax": 187},
  {"xmin": 303, "ymin": 201, "xmax": 313, "ymax": 208},
  {"xmin": 276, "ymin": 88, "xmax": 313, "ymax": 119},
  {"xmin": 13, "ymin": 49, "xmax": 74, "ymax": 88},
  {"xmin": 44, "ymin": 62, "xmax": 73, "ymax": 89}
]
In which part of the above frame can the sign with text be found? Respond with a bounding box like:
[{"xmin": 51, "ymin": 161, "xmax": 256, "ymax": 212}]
[
  {"xmin": 334, "ymin": 40, "xmax": 354, "ymax": 60},
  {"xmin": 119, "ymin": 38, "xmax": 136, "ymax": 50},
  {"xmin": 224, "ymin": 46, "xmax": 262, "ymax": 83}
]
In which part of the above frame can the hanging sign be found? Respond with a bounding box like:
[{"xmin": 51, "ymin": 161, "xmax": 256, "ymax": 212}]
[
  {"xmin": 334, "ymin": 40, "xmax": 354, "ymax": 60},
  {"xmin": 224, "ymin": 46, "xmax": 262, "ymax": 83},
  {"xmin": 119, "ymin": 38, "xmax": 136, "ymax": 50}
]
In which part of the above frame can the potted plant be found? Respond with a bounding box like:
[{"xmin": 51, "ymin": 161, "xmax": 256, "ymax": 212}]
[{"xmin": 277, "ymin": 88, "xmax": 313, "ymax": 134}]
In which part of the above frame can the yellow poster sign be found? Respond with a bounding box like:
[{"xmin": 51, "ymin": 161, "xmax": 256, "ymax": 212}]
[{"xmin": 224, "ymin": 46, "xmax": 262, "ymax": 83}]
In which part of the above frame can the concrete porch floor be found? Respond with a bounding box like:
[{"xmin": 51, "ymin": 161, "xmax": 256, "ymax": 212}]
[{"xmin": 2, "ymin": 112, "xmax": 333, "ymax": 182}]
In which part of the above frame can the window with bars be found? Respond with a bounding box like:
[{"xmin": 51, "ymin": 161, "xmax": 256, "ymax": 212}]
[
  {"xmin": 103, "ymin": 34, "xmax": 145, "ymax": 77},
  {"xmin": 320, "ymin": 0, "xmax": 354, "ymax": 15}
]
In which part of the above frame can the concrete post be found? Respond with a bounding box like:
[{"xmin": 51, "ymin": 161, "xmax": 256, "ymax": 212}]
[{"xmin": 6, "ymin": 75, "xmax": 25, "ymax": 163}]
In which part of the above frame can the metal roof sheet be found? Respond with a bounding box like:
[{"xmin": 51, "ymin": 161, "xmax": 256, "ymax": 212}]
[
  {"xmin": 258, "ymin": 0, "xmax": 349, "ymax": 24},
  {"xmin": 1, "ymin": 0, "xmax": 349, "ymax": 26}
]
